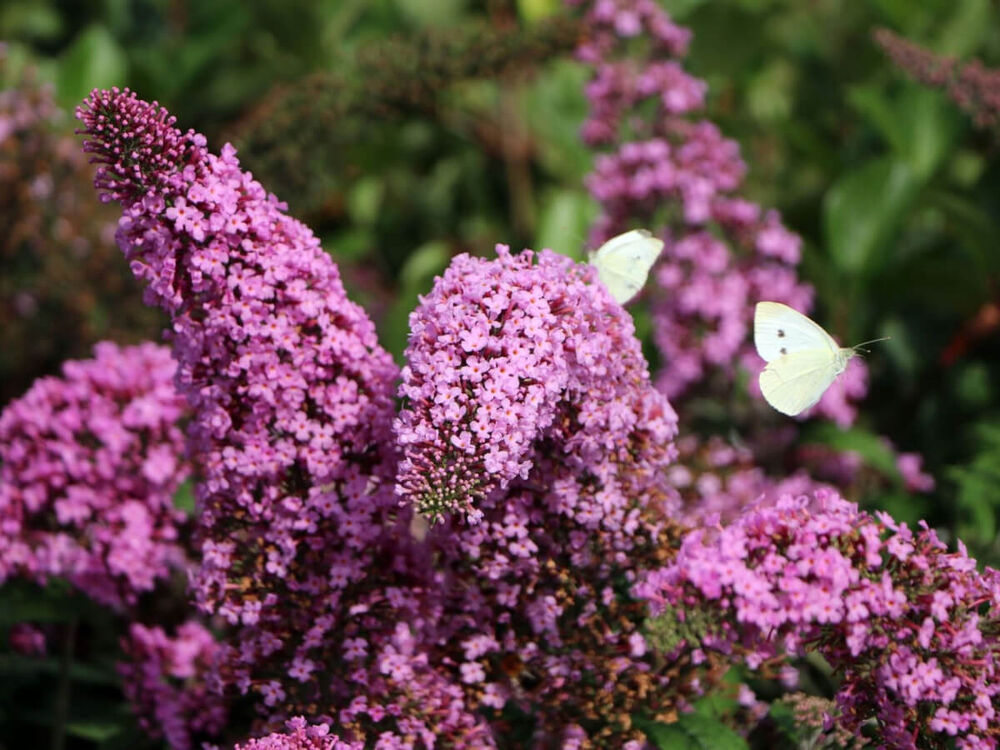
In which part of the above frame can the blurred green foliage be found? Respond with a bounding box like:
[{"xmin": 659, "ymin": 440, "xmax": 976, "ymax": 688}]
[
  {"xmin": 676, "ymin": 0, "xmax": 1000, "ymax": 563},
  {"xmin": 4, "ymin": 0, "xmax": 1000, "ymax": 745},
  {"xmin": 0, "ymin": 56, "xmax": 165, "ymax": 405},
  {"xmin": 0, "ymin": 582, "xmax": 147, "ymax": 749}
]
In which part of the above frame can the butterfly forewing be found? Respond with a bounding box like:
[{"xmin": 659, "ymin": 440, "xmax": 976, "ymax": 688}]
[
  {"xmin": 592, "ymin": 229, "xmax": 653, "ymax": 261},
  {"xmin": 754, "ymin": 301, "xmax": 839, "ymax": 362},
  {"xmin": 758, "ymin": 349, "xmax": 841, "ymax": 416}
]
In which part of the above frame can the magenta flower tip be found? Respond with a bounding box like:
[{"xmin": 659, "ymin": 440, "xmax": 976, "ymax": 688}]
[{"xmin": 75, "ymin": 87, "xmax": 201, "ymax": 205}]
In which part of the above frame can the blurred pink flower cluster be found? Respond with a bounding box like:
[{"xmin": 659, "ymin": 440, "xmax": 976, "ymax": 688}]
[
  {"xmin": 638, "ymin": 489, "xmax": 1000, "ymax": 747},
  {"xmin": 0, "ymin": 341, "xmax": 188, "ymax": 609},
  {"xmin": 118, "ymin": 621, "xmax": 228, "ymax": 750},
  {"xmin": 575, "ymin": 0, "xmax": 865, "ymax": 426},
  {"xmin": 0, "ymin": 52, "xmax": 163, "ymax": 404},
  {"xmin": 672, "ymin": 434, "xmax": 828, "ymax": 526}
]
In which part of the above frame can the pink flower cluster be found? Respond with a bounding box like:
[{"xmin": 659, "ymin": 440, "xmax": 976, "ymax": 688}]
[
  {"xmin": 897, "ymin": 450, "xmax": 936, "ymax": 493},
  {"xmin": 395, "ymin": 245, "xmax": 678, "ymax": 522},
  {"xmin": 232, "ymin": 717, "xmax": 359, "ymax": 750},
  {"xmin": 118, "ymin": 621, "xmax": 228, "ymax": 750},
  {"xmin": 77, "ymin": 88, "xmax": 489, "ymax": 744},
  {"xmin": 78, "ymin": 84, "xmax": 400, "ymax": 649},
  {"xmin": 397, "ymin": 246, "xmax": 727, "ymax": 742},
  {"xmin": 638, "ymin": 489, "xmax": 1000, "ymax": 747},
  {"xmin": 0, "ymin": 341, "xmax": 188, "ymax": 609},
  {"xmin": 334, "ymin": 621, "xmax": 494, "ymax": 747},
  {"xmin": 574, "ymin": 0, "xmax": 866, "ymax": 425},
  {"xmin": 8, "ymin": 622, "xmax": 47, "ymax": 655},
  {"xmin": 672, "ymin": 434, "xmax": 828, "ymax": 525}
]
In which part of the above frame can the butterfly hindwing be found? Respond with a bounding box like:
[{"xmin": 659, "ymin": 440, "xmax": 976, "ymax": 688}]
[{"xmin": 758, "ymin": 348, "xmax": 841, "ymax": 416}]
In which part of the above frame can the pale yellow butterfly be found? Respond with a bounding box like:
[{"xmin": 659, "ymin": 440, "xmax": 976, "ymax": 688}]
[
  {"xmin": 588, "ymin": 229, "xmax": 664, "ymax": 305},
  {"xmin": 754, "ymin": 301, "xmax": 886, "ymax": 416}
]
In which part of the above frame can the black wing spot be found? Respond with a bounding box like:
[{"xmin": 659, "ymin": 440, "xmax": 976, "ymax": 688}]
[
  {"xmin": 777, "ymin": 329, "xmax": 786, "ymax": 338},
  {"xmin": 780, "ymin": 347, "xmax": 787, "ymax": 355}
]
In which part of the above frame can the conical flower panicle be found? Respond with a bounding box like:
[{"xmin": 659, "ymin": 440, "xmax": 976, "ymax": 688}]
[
  {"xmin": 78, "ymin": 90, "xmax": 454, "ymax": 736},
  {"xmin": 397, "ymin": 245, "xmax": 726, "ymax": 742},
  {"xmin": 395, "ymin": 244, "xmax": 679, "ymax": 523}
]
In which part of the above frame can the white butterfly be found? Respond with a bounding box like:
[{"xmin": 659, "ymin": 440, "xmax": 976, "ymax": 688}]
[
  {"xmin": 589, "ymin": 229, "xmax": 664, "ymax": 305},
  {"xmin": 754, "ymin": 301, "xmax": 884, "ymax": 417}
]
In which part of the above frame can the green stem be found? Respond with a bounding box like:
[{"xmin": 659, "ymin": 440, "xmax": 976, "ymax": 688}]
[{"xmin": 51, "ymin": 617, "xmax": 77, "ymax": 750}]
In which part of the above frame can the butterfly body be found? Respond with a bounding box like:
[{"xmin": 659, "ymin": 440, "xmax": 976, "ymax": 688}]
[
  {"xmin": 754, "ymin": 301, "xmax": 858, "ymax": 416},
  {"xmin": 588, "ymin": 229, "xmax": 663, "ymax": 305}
]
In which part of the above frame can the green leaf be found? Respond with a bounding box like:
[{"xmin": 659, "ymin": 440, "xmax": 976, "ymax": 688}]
[
  {"xmin": 767, "ymin": 700, "xmax": 798, "ymax": 738},
  {"xmin": 847, "ymin": 86, "xmax": 958, "ymax": 180},
  {"xmin": 382, "ymin": 241, "xmax": 451, "ymax": 361},
  {"xmin": 0, "ymin": 582, "xmax": 89, "ymax": 625},
  {"xmin": 746, "ymin": 60, "xmax": 795, "ymax": 123},
  {"xmin": 527, "ymin": 60, "xmax": 594, "ymax": 181},
  {"xmin": 674, "ymin": 714, "xmax": 748, "ymax": 750},
  {"xmin": 395, "ymin": 0, "xmax": 468, "ymax": 27},
  {"xmin": 846, "ymin": 86, "xmax": 897, "ymax": 149},
  {"xmin": 951, "ymin": 421, "xmax": 1000, "ymax": 547},
  {"xmin": 0, "ymin": 654, "xmax": 119, "ymax": 685},
  {"xmin": 936, "ymin": 0, "xmax": 991, "ymax": 57},
  {"xmin": 684, "ymin": 3, "xmax": 761, "ymax": 79},
  {"xmin": 517, "ymin": 0, "xmax": 560, "ymax": 23},
  {"xmin": 347, "ymin": 176, "xmax": 385, "ymax": 226},
  {"xmin": 398, "ymin": 240, "xmax": 451, "ymax": 290},
  {"xmin": 954, "ymin": 363, "xmax": 994, "ymax": 408},
  {"xmin": 638, "ymin": 715, "xmax": 748, "ymax": 750},
  {"xmin": 0, "ymin": 1, "xmax": 63, "ymax": 42},
  {"xmin": 924, "ymin": 190, "xmax": 1000, "ymax": 275},
  {"xmin": 638, "ymin": 719, "xmax": 697, "ymax": 750},
  {"xmin": 894, "ymin": 88, "xmax": 960, "ymax": 180},
  {"xmin": 658, "ymin": 0, "xmax": 710, "ymax": 20},
  {"xmin": 948, "ymin": 149, "xmax": 986, "ymax": 188},
  {"xmin": 173, "ymin": 480, "xmax": 195, "ymax": 514},
  {"xmin": 56, "ymin": 24, "xmax": 127, "ymax": 109},
  {"xmin": 65, "ymin": 721, "xmax": 124, "ymax": 742},
  {"xmin": 534, "ymin": 189, "xmax": 597, "ymax": 261},
  {"xmin": 326, "ymin": 228, "xmax": 376, "ymax": 263},
  {"xmin": 867, "ymin": 0, "xmax": 934, "ymax": 34},
  {"xmin": 822, "ymin": 156, "xmax": 918, "ymax": 276}
]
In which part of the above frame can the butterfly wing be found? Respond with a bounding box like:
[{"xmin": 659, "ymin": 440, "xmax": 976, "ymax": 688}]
[
  {"xmin": 758, "ymin": 348, "xmax": 841, "ymax": 416},
  {"xmin": 589, "ymin": 230, "xmax": 664, "ymax": 304},
  {"xmin": 754, "ymin": 301, "xmax": 839, "ymax": 362}
]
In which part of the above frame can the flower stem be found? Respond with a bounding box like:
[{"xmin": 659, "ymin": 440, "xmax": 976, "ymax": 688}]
[{"xmin": 51, "ymin": 616, "xmax": 77, "ymax": 750}]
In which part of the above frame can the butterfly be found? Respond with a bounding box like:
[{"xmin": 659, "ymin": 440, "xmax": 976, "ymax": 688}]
[
  {"xmin": 588, "ymin": 229, "xmax": 663, "ymax": 305},
  {"xmin": 754, "ymin": 301, "xmax": 886, "ymax": 416}
]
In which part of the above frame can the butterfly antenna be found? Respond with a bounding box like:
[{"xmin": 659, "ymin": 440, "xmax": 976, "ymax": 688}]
[{"xmin": 852, "ymin": 336, "xmax": 891, "ymax": 354}]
